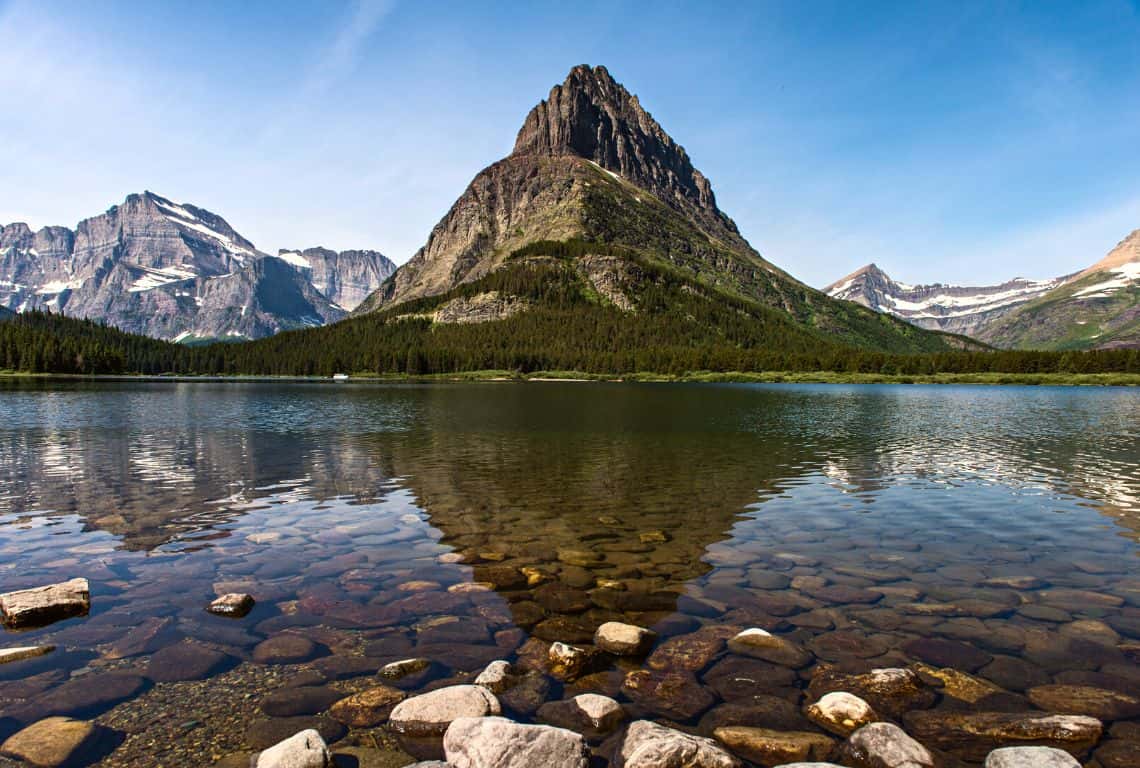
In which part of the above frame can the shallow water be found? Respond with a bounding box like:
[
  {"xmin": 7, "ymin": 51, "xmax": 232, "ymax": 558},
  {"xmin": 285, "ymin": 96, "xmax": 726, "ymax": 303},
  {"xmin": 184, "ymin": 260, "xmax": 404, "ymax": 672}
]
[{"xmin": 0, "ymin": 380, "xmax": 1137, "ymax": 765}]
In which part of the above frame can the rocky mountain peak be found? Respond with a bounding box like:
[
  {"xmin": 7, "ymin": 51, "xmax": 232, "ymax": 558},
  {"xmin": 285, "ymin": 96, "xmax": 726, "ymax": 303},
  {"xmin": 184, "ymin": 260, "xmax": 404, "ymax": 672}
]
[{"xmin": 512, "ymin": 64, "xmax": 719, "ymax": 215}]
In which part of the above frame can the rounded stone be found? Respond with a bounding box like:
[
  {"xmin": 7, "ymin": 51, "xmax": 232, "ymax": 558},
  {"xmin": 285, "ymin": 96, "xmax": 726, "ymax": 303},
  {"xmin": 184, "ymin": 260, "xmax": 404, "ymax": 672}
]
[
  {"xmin": 618, "ymin": 720, "xmax": 740, "ymax": 768},
  {"xmin": 727, "ymin": 628, "xmax": 812, "ymax": 668},
  {"xmin": 1026, "ymin": 684, "xmax": 1140, "ymax": 721},
  {"xmin": 713, "ymin": 726, "xmax": 835, "ymax": 766},
  {"xmin": 253, "ymin": 635, "xmax": 321, "ymax": 665},
  {"xmin": 0, "ymin": 717, "xmax": 107, "ymax": 768},
  {"xmin": 146, "ymin": 642, "xmax": 233, "ymax": 683},
  {"xmin": 388, "ymin": 685, "xmax": 501, "ymax": 737},
  {"xmin": 537, "ymin": 694, "xmax": 625, "ymax": 739},
  {"xmin": 443, "ymin": 716, "xmax": 589, "ymax": 768},
  {"xmin": 840, "ymin": 722, "xmax": 935, "ymax": 768},
  {"xmin": 245, "ymin": 716, "xmax": 347, "ymax": 751},
  {"xmin": 984, "ymin": 746, "xmax": 1080, "ymax": 768},
  {"xmin": 804, "ymin": 692, "xmax": 878, "ymax": 737},
  {"xmin": 260, "ymin": 686, "xmax": 343, "ymax": 717},
  {"xmin": 594, "ymin": 622, "xmax": 657, "ymax": 656}
]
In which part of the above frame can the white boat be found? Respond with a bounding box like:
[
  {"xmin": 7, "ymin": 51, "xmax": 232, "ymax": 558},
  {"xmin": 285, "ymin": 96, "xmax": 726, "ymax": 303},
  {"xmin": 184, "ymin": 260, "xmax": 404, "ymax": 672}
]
[{"xmin": 332, "ymin": 373, "xmax": 349, "ymax": 381}]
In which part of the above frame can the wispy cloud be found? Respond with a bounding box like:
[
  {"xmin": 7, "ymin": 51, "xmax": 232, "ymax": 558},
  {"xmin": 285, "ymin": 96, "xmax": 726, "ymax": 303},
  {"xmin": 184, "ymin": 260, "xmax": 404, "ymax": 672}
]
[{"xmin": 301, "ymin": 0, "xmax": 395, "ymax": 97}]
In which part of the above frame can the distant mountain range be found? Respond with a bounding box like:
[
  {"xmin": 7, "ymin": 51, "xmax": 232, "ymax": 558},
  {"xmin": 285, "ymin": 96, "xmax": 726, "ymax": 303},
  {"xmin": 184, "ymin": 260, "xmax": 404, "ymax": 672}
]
[
  {"xmin": 0, "ymin": 193, "xmax": 394, "ymax": 341},
  {"xmin": 826, "ymin": 228, "xmax": 1140, "ymax": 350}
]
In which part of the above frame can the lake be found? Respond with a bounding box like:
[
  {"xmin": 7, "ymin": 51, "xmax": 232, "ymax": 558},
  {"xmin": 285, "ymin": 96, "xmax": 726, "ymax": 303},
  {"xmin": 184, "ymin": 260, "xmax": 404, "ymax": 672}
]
[{"xmin": 0, "ymin": 380, "xmax": 1138, "ymax": 766}]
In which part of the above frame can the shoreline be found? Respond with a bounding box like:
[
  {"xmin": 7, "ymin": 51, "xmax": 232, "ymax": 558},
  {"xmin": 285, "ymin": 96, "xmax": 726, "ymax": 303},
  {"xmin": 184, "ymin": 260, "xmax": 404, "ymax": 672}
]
[{"xmin": 2, "ymin": 370, "xmax": 1140, "ymax": 386}]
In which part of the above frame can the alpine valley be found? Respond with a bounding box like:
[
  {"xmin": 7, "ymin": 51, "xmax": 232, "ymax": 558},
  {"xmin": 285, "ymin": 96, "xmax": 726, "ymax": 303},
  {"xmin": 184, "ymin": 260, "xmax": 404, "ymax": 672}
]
[
  {"xmin": 0, "ymin": 192, "xmax": 395, "ymax": 341},
  {"xmin": 826, "ymin": 228, "xmax": 1140, "ymax": 350}
]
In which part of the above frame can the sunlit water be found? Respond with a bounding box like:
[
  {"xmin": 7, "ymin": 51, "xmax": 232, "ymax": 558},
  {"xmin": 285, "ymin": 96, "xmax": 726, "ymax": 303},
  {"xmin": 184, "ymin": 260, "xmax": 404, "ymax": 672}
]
[{"xmin": 0, "ymin": 380, "xmax": 1137, "ymax": 765}]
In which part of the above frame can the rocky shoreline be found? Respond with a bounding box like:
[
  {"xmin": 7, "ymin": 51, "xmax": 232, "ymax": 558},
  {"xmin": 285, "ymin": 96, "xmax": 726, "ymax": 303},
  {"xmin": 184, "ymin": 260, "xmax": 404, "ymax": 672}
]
[{"xmin": 1, "ymin": 575, "xmax": 1138, "ymax": 768}]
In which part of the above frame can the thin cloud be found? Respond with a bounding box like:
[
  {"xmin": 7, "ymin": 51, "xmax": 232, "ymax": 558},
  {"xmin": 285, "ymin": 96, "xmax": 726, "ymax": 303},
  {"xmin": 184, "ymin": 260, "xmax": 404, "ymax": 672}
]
[{"xmin": 301, "ymin": 0, "xmax": 394, "ymax": 97}]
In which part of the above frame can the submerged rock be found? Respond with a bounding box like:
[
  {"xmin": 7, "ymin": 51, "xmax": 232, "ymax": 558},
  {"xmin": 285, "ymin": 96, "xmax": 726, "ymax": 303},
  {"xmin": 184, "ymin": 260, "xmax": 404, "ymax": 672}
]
[
  {"xmin": 984, "ymin": 746, "xmax": 1080, "ymax": 767},
  {"xmin": 443, "ymin": 716, "xmax": 589, "ymax": 768},
  {"xmin": 253, "ymin": 635, "xmax": 322, "ymax": 665},
  {"xmin": 839, "ymin": 722, "xmax": 936, "ymax": 768},
  {"xmin": 389, "ymin": 685, "xmax": 501, "ymax": 737},
  {"xmin": 712, "ymin": 726, "xmax": 834, "ymax": 766},
  {"xmin": 727, "ymin": 628, "xmax": 812, "ymax": 668},
  {"xmin": 146, "ymin": 642, "xmax": 233, "ymax": 683},
  {"xmin": 0, "ymin": 716, "xmax": 111, "ymax": 768},
  {"xmin": 255, "ymin": 728, "xmax": 330, "ymax": 768},
  {"xmin": 902, "ymin": 710, "xmax": 1102, "ymax": 761},
  {"xmin": 616, "ymin": 720, "xmax": 740, "ymax": 768},
  {"xmin": 0, "ymin": 579, "xmax": 90, "ymax": 629},
  {"xmin": 1026, "ymin": 684, "xmax": 1140, "ymax": 720},
  {"xmin": 807, "ymin": 666, "xmax": 936, "ymax": 719},
  {"xmin": 622, "ymin": 669, "xmax": 717, "ymax": 721},
  {"xmin": 328, "ymin": 685, "xmax": 405, "ymax": 727},
  {"xmin": 805, "ymin": 691, "xmax": 879, "ymax": 737}
]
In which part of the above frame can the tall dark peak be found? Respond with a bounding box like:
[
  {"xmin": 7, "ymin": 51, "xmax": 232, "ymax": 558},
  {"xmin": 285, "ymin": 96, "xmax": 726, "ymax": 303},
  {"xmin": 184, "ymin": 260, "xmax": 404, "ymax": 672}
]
[{"xmin": 513, "ymin": 64, "xmax": 719, "ymax": 216}]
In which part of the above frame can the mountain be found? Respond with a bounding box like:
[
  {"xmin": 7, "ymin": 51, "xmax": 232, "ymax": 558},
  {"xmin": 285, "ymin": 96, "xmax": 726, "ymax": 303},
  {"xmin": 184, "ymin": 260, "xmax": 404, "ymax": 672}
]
[
  {"xmin": 978, "ymin": 229, "xmax": 1140, "ymax": 349},
  {"xmin": 0, "ymin": 193, "xmax": 393, "ymax": 341},
  {"xmin": 826, "ymin": 228, "xmax": 1140, "ymax": 350},
  {"xmin": 353, "ymin": 64, "xmax": 968, "ymax": 355},
  {"xmin": 824, "ymin": 264, "xmax": 1068, "ymax": 339},
  {"xmin": 276, "ymin": 247, "xmax": 395, "ymax": 311}
]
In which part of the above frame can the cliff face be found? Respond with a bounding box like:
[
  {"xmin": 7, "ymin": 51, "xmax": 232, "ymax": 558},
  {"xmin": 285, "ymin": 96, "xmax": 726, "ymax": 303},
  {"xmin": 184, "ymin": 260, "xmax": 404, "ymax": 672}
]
[
  {"xmin": 277, "ymin": 247, "xmax": 396, "ymax": 311},
  {"xmin": 1, "ymin": 193, "xmax": 392, "ymax": 340}
]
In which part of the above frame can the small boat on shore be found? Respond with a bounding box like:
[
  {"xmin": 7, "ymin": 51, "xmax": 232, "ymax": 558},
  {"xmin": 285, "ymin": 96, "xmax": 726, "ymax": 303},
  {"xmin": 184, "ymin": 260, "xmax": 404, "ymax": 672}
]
[{"xmin": 332, "ymin": 373, "xmax": 349, "ymax": 381}]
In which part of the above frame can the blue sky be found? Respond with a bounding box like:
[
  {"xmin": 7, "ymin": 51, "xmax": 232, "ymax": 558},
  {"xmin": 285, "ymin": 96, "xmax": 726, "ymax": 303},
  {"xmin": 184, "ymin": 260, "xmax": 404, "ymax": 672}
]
[{"xmin": 2, "ymin": 0, "xmax": 1138, "ymax": 287}]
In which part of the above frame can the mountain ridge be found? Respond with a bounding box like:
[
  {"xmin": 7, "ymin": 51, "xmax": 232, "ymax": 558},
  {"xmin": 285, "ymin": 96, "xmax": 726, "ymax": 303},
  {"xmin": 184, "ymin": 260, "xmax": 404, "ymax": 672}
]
[
  {"xmin": 1, "ymin": 192, "xmax": 393, "ymax": 341},
  {"xmin": 826, "ymin": 228, "xmax": 1140, "ymax": 349}
]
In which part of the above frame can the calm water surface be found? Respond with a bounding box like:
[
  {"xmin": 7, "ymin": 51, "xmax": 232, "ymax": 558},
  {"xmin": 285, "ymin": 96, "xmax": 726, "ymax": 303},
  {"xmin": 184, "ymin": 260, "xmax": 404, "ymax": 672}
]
[{"xmin": 0, "ymin": 380, "xmax": 1137, "ymax": 765}]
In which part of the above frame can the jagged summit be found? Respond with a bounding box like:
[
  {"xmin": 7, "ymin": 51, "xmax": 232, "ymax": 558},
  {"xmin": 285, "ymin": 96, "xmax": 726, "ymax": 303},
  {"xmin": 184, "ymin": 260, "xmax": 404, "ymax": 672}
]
[{"xmin": 512, "ymin": 65, "xmax": 721, "ymax": 220}]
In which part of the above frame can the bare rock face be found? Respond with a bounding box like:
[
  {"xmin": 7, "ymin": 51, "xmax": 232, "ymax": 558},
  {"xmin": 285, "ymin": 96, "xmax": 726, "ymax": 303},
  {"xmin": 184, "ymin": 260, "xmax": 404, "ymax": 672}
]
[
  {"xmin": 512, "ymin": 65, "xmax": 738, "ymax": 241},
  {"xmin": 276, "ymin": 247, "xmax": 395, "ymax": 311},
  {"xmin": 1, "ymin": 193, "xmax": 392, "ymax": 341}
]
